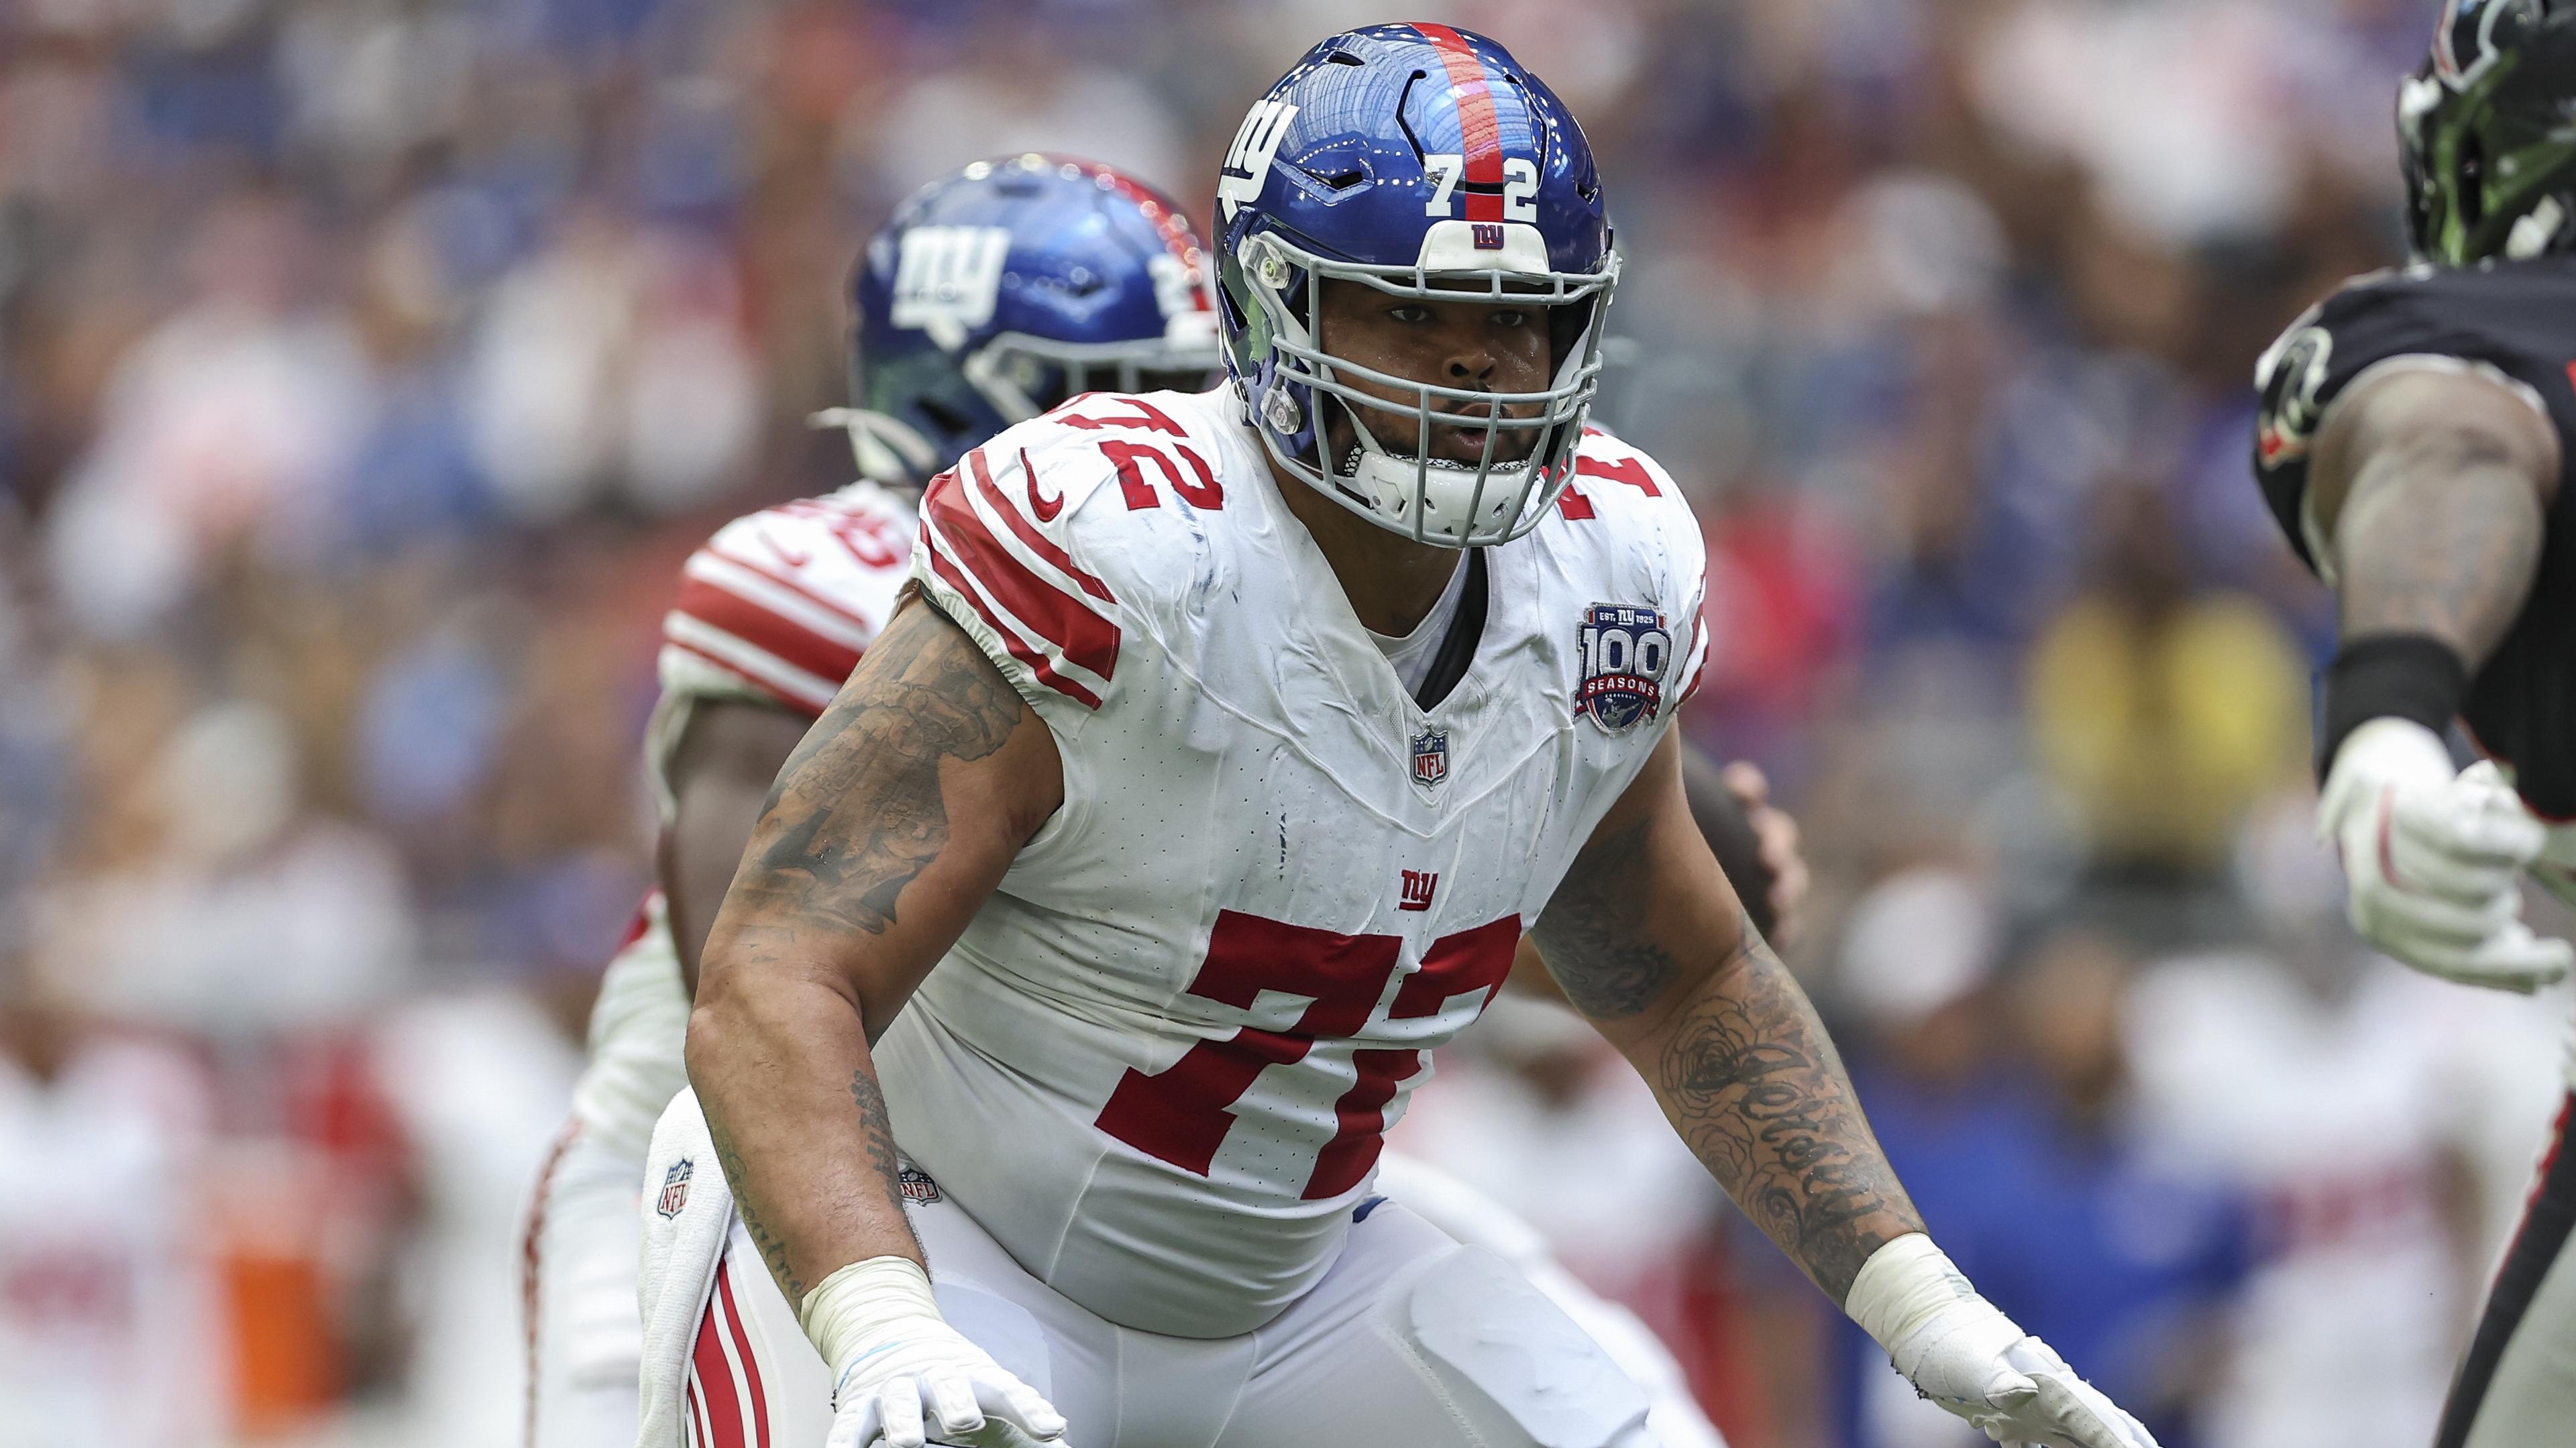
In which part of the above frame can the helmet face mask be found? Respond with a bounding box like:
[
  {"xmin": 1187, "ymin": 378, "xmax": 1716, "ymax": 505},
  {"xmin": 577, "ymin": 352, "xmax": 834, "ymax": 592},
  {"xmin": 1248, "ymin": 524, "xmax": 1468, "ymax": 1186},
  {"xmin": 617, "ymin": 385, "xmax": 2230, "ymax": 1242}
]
[
  {"xmin": 1228, "ymin": 231, "xmax": 1616, "ymax": 547},
  {"xmin": 1215, "ymin": 24, "xmax": 1621, "ymax": 549},
  {"xmin": 2402, "ymin": 0, "xmax": 2576, "ymax": 266}
]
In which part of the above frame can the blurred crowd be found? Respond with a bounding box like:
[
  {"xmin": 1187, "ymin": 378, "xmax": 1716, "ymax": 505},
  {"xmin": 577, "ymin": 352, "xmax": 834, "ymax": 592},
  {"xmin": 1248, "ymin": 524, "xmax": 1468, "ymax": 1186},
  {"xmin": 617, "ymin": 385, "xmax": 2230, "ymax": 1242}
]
[{"xmin": 0, "ymin": 0, "xmax": 2569, "ymax": 1445}]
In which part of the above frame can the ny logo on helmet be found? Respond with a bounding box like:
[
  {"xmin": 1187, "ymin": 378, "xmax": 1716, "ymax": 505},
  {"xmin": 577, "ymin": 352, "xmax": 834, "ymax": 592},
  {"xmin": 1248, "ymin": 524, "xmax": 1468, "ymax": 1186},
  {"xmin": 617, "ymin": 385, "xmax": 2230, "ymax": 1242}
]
[{"xmin": 1218, "ymin": 99, "xmax": 1299, "ymax": 222}]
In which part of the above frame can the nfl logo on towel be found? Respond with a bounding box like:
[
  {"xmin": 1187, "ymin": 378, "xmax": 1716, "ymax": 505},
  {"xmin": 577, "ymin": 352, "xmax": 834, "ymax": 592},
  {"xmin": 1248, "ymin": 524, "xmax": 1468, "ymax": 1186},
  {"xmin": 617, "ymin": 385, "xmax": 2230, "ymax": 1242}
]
[
  {"xmin": 655, "ymin": 1158, "xmax": 693, "ymax": 1219},
  {"xmin": 1574, "ymin": 604, "xmax": 1674, "ymax": 734},
  {"xmin": 1411, "ymin": 726, "xmax": 1449, "ymax": 789}
]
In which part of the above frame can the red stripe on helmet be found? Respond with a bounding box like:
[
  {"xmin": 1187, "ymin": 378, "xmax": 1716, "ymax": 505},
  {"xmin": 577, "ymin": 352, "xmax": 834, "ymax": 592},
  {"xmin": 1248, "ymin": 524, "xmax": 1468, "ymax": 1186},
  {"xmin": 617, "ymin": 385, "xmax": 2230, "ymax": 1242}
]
[{"xmin": 1413, "ymin": 23, "xmax": 1507, "ymax": 223}]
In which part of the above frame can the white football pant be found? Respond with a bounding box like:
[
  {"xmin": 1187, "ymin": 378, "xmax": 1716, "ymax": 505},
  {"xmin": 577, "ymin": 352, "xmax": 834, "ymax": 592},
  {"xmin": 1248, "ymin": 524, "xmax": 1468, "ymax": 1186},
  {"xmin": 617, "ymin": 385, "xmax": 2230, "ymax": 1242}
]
[{"xmin": 677, "ymin": 1177, "xmax": 1670, "ymax": 1448}]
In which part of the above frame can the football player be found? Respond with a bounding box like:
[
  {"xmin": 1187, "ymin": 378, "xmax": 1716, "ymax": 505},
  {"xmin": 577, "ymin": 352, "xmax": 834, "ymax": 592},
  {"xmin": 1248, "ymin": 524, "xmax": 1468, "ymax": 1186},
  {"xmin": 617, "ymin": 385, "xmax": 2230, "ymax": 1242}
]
[
  {"xmin": 524, "ymin": 154, "xmax": 1763, "ymax": 1448},
  {"xmin": 656, "ymin": 25, "xmax": 2155, "ymax": 1448},
  {"xmin": 2251, "ymin": 2, "xmax": 2576, "ymax": 1441}
]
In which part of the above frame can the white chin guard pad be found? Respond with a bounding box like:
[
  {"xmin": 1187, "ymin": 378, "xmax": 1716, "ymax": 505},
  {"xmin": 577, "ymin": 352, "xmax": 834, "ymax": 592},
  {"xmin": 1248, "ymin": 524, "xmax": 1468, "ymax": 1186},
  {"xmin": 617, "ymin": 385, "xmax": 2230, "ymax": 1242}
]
[{"xmin": 1402, "ymin": 1245, "xmax": 1659, "ymax": 1447}]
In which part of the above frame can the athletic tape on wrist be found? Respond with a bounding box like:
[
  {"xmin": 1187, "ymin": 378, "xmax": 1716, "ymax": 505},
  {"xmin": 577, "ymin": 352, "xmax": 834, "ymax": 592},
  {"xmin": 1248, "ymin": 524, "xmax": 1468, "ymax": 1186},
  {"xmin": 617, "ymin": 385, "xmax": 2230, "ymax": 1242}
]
[
  {"xmin": 2320, "ymin": 632, "xmax": 2467, "ymax": 783},
  {"xmin": 797, "ymin": 1255, "xmax": 943, "ymax": 1387},
  {"xmin": 1843, "ymin": 1233, "xmax": 1981, "ymax": 1355}
]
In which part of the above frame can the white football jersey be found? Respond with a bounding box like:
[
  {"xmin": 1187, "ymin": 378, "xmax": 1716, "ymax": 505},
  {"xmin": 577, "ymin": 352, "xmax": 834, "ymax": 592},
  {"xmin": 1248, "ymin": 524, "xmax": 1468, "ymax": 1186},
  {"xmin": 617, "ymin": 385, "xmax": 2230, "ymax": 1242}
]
[
  {"xmin": 568, "ymin": 482, "xmax": 916, "ymax": 1162},
  {"xmin": 0, "ymin": 1041, "xmax": 219, "ymax": 1448},
  {"xmin": 881, "ymin": 387, "xmax": 1709, "ymax": 1338}
]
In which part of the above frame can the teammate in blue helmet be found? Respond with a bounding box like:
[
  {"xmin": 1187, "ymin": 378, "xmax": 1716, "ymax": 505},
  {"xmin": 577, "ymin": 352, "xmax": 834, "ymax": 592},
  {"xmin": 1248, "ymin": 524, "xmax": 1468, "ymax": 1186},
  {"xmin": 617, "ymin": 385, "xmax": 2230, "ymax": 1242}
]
[
  {"xmin": 1216, "ymin": 23, "xmax": 1618, "ymax": 547},
  {"xmin": 826, "ymin": 153, "xmax": 1222, "ymax": 486},
  {"xmin": 521, "ymin": 152, "xmax": 1222, "ymax": 1448}
]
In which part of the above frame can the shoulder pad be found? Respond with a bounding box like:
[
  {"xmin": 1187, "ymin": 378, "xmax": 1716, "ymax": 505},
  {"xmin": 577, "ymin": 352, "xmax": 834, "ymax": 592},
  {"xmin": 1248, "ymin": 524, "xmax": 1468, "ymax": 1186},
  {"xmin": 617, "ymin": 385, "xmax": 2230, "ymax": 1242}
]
[
  {"xmin": 660, "ymin": 485, "xmax": 916, "ymax": 713},
  {"xmin": 1548, "ymin": 429, "xmax": 1713, "ymax": 708},
  {"xmin": 914, "ymin": 394, "xmax": 1234, "ymax": 714}
]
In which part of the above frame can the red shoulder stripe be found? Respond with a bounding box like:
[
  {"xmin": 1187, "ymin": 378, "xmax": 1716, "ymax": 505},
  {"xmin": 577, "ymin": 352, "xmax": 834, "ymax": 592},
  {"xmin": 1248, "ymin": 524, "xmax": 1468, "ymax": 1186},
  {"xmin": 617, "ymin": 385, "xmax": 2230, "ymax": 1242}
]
[
  {"xmin": 968, "ymin": 449, "xmax": 1116, "ymax": 603},
  {"xmin": 662, "ymin": 636, "xmax": 833, "ymax": 714},
  {"xmin": 924, "ymin": 547, "xmax": 1106, "ymax": 710},
  {"xmin": 699, "ymin": 543, "xmax": 879, "ymax": 632},
  {"xmin": 922, "ymin": 469, "xmax": 1119, "ymax": 684},
  {"xmin": 670, "ymin": 577, "xmax": 863, "ymax": 691}
]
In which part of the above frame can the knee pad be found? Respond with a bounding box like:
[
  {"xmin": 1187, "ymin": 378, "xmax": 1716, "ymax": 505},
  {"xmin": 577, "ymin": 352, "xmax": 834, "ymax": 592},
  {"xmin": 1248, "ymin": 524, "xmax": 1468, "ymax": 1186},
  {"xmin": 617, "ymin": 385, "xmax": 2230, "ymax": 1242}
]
[{"xmin": 1403, "ymin": 1245, "xmax": 1658, "ymax": 1448}]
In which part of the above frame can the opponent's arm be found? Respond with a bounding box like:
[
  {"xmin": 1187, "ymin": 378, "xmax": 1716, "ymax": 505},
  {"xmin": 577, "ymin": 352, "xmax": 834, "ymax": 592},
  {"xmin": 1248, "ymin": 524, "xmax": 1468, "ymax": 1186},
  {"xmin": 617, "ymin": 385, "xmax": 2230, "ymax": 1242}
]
[
  {"xmin": 2304, "ymin": 367, "xmax": 2572, "ymax": 991},
  {"xmin": 659, "ymin": 698, "xmax": 815, "ymax": 995},
  {"xmin": 2311, "ymin": 365, "xmax": 2559, "ymax": 662},
  {"xmin": 1535, "ymin": 730, "xmax": 2156, "ymax": 1448},
  {"xmin": 685, "ymin": 595, "xmax": 1069, "ymax": 1446}
]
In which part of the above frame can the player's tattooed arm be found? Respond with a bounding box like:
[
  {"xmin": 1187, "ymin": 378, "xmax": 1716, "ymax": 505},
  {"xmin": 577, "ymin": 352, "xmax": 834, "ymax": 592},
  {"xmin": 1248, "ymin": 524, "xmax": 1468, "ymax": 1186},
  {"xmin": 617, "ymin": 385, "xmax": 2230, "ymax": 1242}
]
[
  {"xmin": 2312, "ymin": 364, "xmax": 2562, "ymax": 667},
  {"xmin": 685, "ymin": 594, "xmax": 1063, "ymax": 1296},
  {"xmin": 1534, "ymin": 731, "xmax": 1923, "ymax": 1303}
]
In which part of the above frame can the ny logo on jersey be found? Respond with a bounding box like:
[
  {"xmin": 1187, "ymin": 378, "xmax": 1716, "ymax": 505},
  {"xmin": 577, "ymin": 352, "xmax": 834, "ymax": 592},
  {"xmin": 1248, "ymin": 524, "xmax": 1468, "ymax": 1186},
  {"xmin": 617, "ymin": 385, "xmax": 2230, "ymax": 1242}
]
[
  {"xmin": 890, "ymin": 225, "xmax": 1012, "ymax": 351},
  {"xmin": 1574, "ymin": 604, "xmax": 1674, "ymax": 734},
  {"xmin": 655, "ymin": 1158, "xmax": 693, "ymax": 1219},
  {"xmin": 1218, "ymin": 99, "xmax": 1299, "ymax": 221},
  {"xmin": 1399, "ymin": 870, "xmax": 1440, "ymax": 913},
  {"xmin": 1410, "ymin": 725, "xmax": 1449, "ymax": 790}
]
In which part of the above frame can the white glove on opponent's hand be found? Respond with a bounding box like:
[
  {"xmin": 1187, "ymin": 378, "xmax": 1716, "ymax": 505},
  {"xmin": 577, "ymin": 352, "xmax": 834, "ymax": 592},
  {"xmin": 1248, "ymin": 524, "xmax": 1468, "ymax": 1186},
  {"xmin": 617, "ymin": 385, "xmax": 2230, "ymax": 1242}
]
[
  {"xmin": 2319, "ymin": 719, "xmax": 2572, "ymax": 992},
  {"xmin": 1847, "ymin": 1235, "xmax": 2157, "ymax": 1448},
  {"xmin": 802, "ymin": 1257, "xmax": 1069, "ymax": 1448}
]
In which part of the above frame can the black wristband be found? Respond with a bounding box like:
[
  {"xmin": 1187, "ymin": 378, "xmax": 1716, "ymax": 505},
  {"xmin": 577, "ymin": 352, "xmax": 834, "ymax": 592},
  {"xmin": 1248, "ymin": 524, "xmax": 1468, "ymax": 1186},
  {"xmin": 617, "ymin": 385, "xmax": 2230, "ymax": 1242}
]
[{"xmin": 2318, "ymin": 632, "xmax": 2469, "ymax": 781}]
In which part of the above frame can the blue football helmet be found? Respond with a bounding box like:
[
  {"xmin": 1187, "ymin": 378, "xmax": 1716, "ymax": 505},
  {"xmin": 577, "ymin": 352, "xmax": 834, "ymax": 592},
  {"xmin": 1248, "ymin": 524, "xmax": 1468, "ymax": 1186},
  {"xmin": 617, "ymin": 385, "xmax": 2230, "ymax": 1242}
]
[
  {"xmin": 1215, "ymin": 23, "xmax": 1619, "ymax": 547},
  {"xmin": 830, "ymin": 154, "xmax": 1222, "ymax": 485}
]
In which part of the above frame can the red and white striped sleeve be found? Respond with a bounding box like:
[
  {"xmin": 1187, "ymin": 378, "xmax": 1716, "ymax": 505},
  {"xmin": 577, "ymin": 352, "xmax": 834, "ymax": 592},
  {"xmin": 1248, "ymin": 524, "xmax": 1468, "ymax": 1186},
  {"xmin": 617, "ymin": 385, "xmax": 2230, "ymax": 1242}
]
[
  {"xmin": 910, "ymin": 444, "xmax": 1126, "ymax": 716},
  {"xmin": 656, "ymin": 486, "xmax": 918, "ymax": 718}
]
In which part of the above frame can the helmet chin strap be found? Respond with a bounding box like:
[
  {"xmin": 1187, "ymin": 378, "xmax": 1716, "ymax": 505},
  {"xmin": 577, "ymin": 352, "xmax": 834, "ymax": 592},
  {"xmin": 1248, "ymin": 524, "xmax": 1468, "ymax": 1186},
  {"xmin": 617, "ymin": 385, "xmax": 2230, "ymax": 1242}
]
[{"xmin": 1329, "ymin": 389, "xmax": 1538, "ymax": 545}]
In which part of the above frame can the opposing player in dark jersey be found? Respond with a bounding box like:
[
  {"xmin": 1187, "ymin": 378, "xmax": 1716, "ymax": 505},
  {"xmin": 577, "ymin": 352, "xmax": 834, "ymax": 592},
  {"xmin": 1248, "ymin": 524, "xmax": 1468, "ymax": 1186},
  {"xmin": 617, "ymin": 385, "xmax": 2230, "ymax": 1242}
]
[{"xmin": 2251, "ymin": 2, "xmax": 2576, "ymax": 1441}]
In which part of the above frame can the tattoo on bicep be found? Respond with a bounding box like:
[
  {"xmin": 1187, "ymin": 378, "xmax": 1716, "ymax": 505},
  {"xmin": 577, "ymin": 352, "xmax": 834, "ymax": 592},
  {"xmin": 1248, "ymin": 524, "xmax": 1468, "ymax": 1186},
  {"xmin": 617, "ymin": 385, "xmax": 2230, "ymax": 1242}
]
[
  {"xmin": 737, "ymin": 602, "xmax": 1025, "ymax": 937},
  {"xmin": 1656, "ymin": 927, "xmax": 1922, "ymax": 1300},
  {"xmin": 2340, "ymin": 434, "xmax": 2548, "ymax": 666},
  {"xmin": 1532, "ymin": 818, "xmax": 1685, "ymax": 1019}
]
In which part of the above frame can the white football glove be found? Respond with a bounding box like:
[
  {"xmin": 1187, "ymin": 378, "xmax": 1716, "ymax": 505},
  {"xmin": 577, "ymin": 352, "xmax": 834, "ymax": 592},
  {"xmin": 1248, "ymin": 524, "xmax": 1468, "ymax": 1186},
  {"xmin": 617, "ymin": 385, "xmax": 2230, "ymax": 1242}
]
[
  {"xmin": 1847, "ymin": 1235, "xmax": 2157, "ymax": 1448},
  {"xmin": 802, "ymin": 1257, "xmax": 1069, "ymax": 1448},
  {"xmin": 2319, "ymin": 718, "xmax": 2573, "ymax": 993}
]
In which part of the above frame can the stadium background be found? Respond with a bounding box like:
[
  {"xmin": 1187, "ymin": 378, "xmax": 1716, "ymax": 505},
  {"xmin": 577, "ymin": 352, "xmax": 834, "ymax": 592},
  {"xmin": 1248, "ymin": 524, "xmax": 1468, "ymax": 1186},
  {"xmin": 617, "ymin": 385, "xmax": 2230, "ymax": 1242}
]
[{"xmin": 0, "ymin": 0, "xmax": 2568, "ymax": 1445}]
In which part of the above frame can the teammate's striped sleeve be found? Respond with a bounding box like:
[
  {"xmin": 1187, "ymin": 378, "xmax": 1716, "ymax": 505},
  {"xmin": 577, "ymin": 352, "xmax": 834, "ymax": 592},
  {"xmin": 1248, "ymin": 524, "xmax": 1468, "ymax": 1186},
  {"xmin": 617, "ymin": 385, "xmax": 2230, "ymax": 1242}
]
[
  {"xmin": 659, "ymin": 548, "xmax": 871, "ymax": 714},
  {"xmin": 912, "ymin": 447, "xmax": 1122, "ymax": 712}
]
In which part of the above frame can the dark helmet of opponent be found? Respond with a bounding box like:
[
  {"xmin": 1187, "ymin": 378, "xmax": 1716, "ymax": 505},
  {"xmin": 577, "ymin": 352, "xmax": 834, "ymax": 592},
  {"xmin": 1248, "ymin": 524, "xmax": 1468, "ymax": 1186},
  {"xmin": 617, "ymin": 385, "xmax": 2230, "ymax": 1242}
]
[
  {"xmin": 823, "ymin": 154, "xmax": 1221, "ymax": 486},
  {"xmin": 2402, "ymin": 0, "xmax": 2576, "ymax": 265}
]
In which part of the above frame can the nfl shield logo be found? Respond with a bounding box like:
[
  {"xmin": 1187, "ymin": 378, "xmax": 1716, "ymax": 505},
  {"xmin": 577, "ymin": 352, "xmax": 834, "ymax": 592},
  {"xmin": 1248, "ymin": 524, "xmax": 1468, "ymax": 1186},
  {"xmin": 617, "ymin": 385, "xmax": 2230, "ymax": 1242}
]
[
  {"xmin": 1411, "ymin": 726, "xmax": 1450, "ymax": 789},
  {"xmin": 898, "ymin": 1167, "xmax": 942, "ymax": 1205},
  {"xmin": 655, "ymin": 1158, "xmax": 694, "ymax": 1219},
  {"xmin": 1574, "ymin": 604, "xmax": 1675, "ymax": 734}
]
